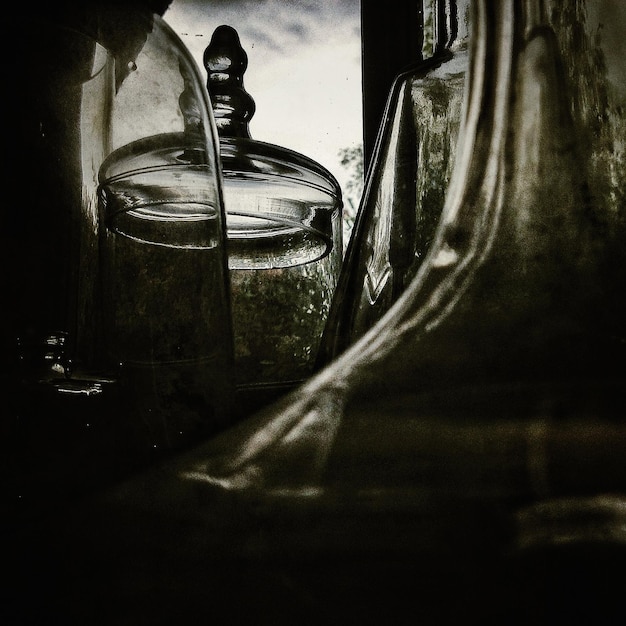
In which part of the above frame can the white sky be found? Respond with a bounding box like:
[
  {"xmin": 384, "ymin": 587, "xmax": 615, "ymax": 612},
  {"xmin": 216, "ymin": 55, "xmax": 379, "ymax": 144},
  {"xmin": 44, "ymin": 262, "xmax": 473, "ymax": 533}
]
[{"xmin": 163, "ymin": 0, "xmax": 362, "ymax": 195}]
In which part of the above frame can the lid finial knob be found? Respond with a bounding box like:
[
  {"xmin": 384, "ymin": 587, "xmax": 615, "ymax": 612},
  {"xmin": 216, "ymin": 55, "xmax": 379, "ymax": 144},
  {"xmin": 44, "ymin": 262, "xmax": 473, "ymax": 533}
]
[{"xmin": 204, "ymin": 25, "xmax": 256, "ymax": 139}]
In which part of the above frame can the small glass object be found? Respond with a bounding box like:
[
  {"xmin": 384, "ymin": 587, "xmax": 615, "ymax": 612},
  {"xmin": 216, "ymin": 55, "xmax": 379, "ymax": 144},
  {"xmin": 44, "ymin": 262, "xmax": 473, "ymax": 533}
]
[{"xmin": 204, "ymin": 25, "xmax": 343, "ymax": 413}]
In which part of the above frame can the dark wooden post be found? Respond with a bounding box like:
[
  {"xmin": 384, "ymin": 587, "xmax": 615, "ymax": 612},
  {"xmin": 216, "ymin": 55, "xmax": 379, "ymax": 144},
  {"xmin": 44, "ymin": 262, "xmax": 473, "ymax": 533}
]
[{"xmin": 360, "ymin": 0, "xmax": 423, "ymax": 170}]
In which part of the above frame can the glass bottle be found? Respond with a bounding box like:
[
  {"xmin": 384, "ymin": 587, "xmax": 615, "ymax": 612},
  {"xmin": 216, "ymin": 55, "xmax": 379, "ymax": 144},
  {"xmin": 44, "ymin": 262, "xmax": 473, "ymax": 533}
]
[
  {"xmin": 189, "ymin": 0, "xmax": 626, "ymax": 506},
  {"xmin": 317, "ymin": 0, "xmax": 471, "ymax": 364}
]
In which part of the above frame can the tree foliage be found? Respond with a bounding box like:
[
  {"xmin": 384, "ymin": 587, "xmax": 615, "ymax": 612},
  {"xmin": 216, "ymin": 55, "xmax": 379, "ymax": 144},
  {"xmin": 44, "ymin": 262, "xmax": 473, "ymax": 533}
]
[{"xmin": 338, "ymin": 143, "xmax": 364, "ymax": 248}]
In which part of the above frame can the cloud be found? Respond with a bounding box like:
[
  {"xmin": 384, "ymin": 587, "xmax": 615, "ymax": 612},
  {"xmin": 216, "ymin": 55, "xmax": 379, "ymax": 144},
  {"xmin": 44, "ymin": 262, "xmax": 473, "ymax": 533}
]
[{"xmin": 167, "ymin": 0, "xmax": 359, "ymax": 53}]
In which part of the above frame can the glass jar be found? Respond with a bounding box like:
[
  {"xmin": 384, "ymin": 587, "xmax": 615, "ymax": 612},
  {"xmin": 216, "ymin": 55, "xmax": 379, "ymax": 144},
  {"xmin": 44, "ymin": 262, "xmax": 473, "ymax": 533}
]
[
  {"xmin": 203, "ymin": 25, "xmax": 343, "ymax": 415},
  {"xmin": 98, "ymin": 11, "xmax": 235, "ymax": 451}
]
